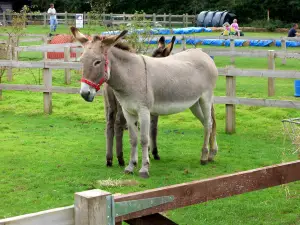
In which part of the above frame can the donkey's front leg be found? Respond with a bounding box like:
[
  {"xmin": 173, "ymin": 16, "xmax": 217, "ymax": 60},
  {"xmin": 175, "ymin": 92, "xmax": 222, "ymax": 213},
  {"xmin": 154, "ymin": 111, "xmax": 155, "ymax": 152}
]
[
  {"xmin": 114, "ymin": 104, "xmax": 126, "ymax": 166},
  {"xmin": 123, "ymin": 110, "xmax": 138, "ymax": 174},
  {"xmin": 139, "ymin": 109, "xmax": 151, "ymax": 178}
]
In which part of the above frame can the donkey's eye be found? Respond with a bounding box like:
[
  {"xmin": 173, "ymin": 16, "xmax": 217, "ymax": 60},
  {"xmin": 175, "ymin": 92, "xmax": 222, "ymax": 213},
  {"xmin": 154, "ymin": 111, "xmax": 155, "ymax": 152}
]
[{"xmin": 93, "ymin": 60, "xmax": 101, "ymax": 67}]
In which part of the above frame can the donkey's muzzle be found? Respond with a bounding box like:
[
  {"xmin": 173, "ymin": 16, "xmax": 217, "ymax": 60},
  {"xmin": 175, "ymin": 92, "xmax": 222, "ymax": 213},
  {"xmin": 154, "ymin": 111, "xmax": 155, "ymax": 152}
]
[{"xmin": 80, "ymin": 91, "xmax": 94, "ymax": 102}]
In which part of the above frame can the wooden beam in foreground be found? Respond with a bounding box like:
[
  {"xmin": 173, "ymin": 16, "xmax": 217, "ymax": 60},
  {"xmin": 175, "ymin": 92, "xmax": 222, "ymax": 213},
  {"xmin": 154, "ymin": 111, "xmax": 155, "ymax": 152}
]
[{"xmin": 115, "ymin": 160, "xmax": 300, "ymax": 222}]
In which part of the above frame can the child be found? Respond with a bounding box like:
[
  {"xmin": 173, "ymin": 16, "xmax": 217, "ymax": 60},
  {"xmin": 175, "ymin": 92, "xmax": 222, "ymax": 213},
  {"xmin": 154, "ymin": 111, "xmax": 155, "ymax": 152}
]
[
  {"xmin": 222, "ymin": 22, "xmax": 230, "ymax": 36},
  {"xmin": 230, "ymin": 19, "xmax": 240, "ymax": 36}
]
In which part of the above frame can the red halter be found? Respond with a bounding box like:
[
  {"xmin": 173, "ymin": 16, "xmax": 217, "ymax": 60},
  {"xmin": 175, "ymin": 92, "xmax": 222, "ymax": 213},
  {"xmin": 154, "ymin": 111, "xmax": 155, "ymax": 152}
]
[{"xmin": 80, "ymin": 52, "xmax": 109, "ymax": 92}]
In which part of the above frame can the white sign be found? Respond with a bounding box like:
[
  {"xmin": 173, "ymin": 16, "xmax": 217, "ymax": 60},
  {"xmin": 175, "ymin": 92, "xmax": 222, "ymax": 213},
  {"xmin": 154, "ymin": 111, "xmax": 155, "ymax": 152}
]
[{"xmin": 76, "ymin": 14, "xmax": 84, "ymax": 28}]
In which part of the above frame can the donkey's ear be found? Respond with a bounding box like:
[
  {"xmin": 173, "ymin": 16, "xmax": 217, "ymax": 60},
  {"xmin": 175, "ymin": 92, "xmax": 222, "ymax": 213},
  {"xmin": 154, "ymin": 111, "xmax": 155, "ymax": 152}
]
[
  {"xmin": 158, "ymin": 36, "xmax": 165, "ymax": 48},
  {"xmin": 102, "ymin": 30, "xmax": 128, "ymax": 47},
  {"xmin": 162, "ymin": 36, "xmax": 176, "ymax": 56},
  {"xmin": 70, "ymin": 26, "xmax": 89, "ymax": 45}
]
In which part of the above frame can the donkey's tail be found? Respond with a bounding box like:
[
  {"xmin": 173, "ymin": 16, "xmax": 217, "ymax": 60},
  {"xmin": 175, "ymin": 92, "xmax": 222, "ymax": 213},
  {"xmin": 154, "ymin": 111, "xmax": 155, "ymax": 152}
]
[{"xmin": 209, "ymin": 104, "xmax": 217, "ymax": 147}]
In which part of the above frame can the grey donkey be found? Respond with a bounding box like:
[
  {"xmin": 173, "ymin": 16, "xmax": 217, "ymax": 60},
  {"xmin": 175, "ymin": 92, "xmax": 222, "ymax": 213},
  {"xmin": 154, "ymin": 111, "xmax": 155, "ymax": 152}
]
[
  {"xmin": 71, "ymin": 27, "xmax": 218, "ymax": 178},
  {"xmin": 104, "ymin": 36, "xmax": 176, "ymax": 167}
]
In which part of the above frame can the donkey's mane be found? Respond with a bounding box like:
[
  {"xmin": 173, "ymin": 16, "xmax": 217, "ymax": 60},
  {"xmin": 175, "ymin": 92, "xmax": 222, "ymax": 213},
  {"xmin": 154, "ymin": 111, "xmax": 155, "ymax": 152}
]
[
  {"xmin": 96, "ymin": 35, "xmax": 135, "ymax": 53},
  {"xmin": 114, "ymin": 41, "xmax": 135, "ymax": 53}
]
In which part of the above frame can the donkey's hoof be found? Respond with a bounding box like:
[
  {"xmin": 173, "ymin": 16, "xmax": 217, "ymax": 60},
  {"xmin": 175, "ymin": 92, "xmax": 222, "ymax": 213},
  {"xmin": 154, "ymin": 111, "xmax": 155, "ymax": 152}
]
[
  {"xmin": 153, "ymin": 154, "xmax": 160, "ymax": 160},
  {"xmin": 118, "ymin": 158, "xmax": 125, "ymax": 167},
  {"xmin": 200, "ymin": 160, "xmax": 208, "ymax": 165},
  {"xmin": 106, "ymin": 160, "xmax": 113, "ymax": 167},
  {"xmin": 132, "ymin": 161, "xmax": 137, "ymax": 166},
  {"xmin": 124, "ymin": 165, "xmax": 134, "ymax": 174},
  {"xmin": 124, "ymin": 169, "xmax": 134, "ymax": 175},
  {"xmin": 208, "ymin": 158, "xmax": 214, "ymax": 162},
  {"xmin": 139, "ymin": 171, "xmax": 150, "ymax": 179}
]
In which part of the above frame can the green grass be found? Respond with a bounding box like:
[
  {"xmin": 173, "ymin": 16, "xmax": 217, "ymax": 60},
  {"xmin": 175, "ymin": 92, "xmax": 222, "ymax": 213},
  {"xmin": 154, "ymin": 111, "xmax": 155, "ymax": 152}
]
[{"xmin": 1, "ymin": 28, "xmax": 300, "ymax": 224}]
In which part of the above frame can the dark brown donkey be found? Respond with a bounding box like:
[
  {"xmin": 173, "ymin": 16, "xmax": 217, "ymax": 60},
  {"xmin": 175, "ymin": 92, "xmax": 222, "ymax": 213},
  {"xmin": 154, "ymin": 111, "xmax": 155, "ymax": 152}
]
[{"xmin": 105, "ymin": 36, "xmax": 176, "ymax": 167}]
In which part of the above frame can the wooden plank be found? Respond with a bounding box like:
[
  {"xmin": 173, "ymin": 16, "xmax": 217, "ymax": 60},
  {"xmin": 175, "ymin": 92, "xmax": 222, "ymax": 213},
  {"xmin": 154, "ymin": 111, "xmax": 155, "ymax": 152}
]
[
  {"xmin": 225, "ymin": 75, "xmax": 236, "ymax": 134},
  {"xmin": 0, "ymin": 60, "xmax": 45, "ymax": 68},
  {"xmin": 219, "ymin": 68, "xmax": 300, "ymax": 79},
  {"xmin": 230, "ymin": 39, "xmax": 235, "ymax": 64},
  {"xmin": 0, "ymin": 206, "xmax": 74, "ymax": 225},
  {"xmin": 0, "ymin": 84, "xmax": 104, "ymax": 95},
  {"xmin": 64, "ymin": 47, "xmax": 71, "ymax": 84},
  {"xmin": 125, "ymin": 213, "xmax": 178, "ymax": 225},
  {"xmin": 18, "ymin": 38, "xmax": 44, "ymax": 43},
  {"xmin": 276, "ymin": 51, "xmax": 300, "ymax": 59},
  {"xmin": 43, "ymin": 68, "xmax": 52, "ymax": 114},
  {"xmin": 74, "ymin": 189, "xmax": 111, "ymax": 225},
  {"xmin": 0, "ymin": 84, "xmax": 48, "ymax": 92},
  {"xmin": 268, "ymin": 50, "xmax": 275, "ymax": 97},
  {"xmin": 45, "ymin": 61, "xmax": 82, "ymax": 69},
  {"xmin": 0, "ymin": 33, "xmax": 45, "ymax": 37},
  {"xmin": 115, "ymin": 160, "xmax": 300, "ymax": 222},
  {"xmin": 214, "ymin": 97, "xmax": 300, "ymax": 109},
  {"xmin": 281, "ymin": 39, "xmax": 287, "ymax": 64},
  {"xmin": 15, "ymin": 45, "xmax": 80, "ymax": 53},
  {"xmin": 203, "ymin": 49, "xmax": 269, "ymax": 58},
  {"xmin": 6, "ymin": 45, "xmax": 13, "ymax": 82}
]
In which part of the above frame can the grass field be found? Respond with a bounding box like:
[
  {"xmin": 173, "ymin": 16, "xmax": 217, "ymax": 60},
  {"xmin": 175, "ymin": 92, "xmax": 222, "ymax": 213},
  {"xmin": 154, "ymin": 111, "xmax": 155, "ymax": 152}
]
[{"xmin": 1, "ymin": 26, "xmax": 300, "ymax": 224}]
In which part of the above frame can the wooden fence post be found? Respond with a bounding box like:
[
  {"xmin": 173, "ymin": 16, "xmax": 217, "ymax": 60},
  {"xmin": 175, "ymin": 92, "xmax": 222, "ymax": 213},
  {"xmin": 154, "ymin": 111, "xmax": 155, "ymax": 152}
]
[
  {"xmin": 3, "ymin": 11, "xmax": 6, "ymax": 26},
  {"xmin": 75, "ymin": 189, "xmax": 111, "ymax": 225},
  {"xmin": 168, "ymin": 13, "xmax": 171, "ymax": 28},
  {"xmin": 7, "ymin": 41, "xmax": 13, "ymax": 82},
  {"xmin": 84, "ymin": 12, "xmax": 87, "ymax": 25},
  {"xmin": 268, "ymin": 50, "xmax": 275, "ymax": 97},
  {"xmin": 281, "ymin": 38, "xmax": 286, "ymax": 65},
  {"xmin": 163, "ymin": 13, "xmax": 166, "ymax": 26},
  {"xmin": 153, "ymin": 13, "xmax": 156, "ymax": 24},
  {"xmin": 43, "ymin": 12, "xmax": 47, "ymax": 27},
  {"xmin": 230, "ymin": 38, "xmax": 235, "ymax": 64},
  {"xmin": 185, "ymin": 13, "xmax": 188, "ymax": 27},
  {"xmin": 64, "ymin": 47, "xmax": 71, "ymax": 85},
  {"xmin": 182, "ymin": 14, "xmax": 185, "ymax": 27},
  {"xmin": 43, "ymin": 68, "xmax": 52, "ymax": 114},
  {"xmin": 226, "ymin": 68, "xmax": 236, "ymax": 134},
  {"xmin": 182, "ymin": 35, "xmax": 186, "ymax": 50},
  {"xmin": 123, "ymin": 12, "xmax": 126, "ymax": 24},
  {"xmin": 43, "ymin": 35, "xmax": 48, "ymax": 60},
  {"xmin": 65, "ymin": 11, "xmax": 68, "ymax": 26}
]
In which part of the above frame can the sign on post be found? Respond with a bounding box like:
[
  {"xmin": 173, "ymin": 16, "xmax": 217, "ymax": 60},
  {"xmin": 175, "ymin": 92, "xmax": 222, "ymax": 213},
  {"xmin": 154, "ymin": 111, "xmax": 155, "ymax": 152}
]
[{"xmin": 75, "ymin": 14, "xmax": 84, "ymax": 28}]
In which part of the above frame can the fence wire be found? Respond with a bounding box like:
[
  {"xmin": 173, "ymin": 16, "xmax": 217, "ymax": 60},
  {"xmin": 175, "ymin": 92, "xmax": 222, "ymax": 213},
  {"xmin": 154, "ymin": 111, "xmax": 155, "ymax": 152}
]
[{"xmin": 282, "ymin": 118, "xmax": 300, "ymax": 154}]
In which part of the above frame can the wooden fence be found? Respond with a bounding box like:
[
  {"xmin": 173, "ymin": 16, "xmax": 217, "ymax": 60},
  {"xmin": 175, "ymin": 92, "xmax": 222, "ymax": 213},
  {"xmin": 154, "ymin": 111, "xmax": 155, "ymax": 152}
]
[
  {"xmin": 1, "ymin": 35, "xmax": 300, "ymax": 133},
  {"xmin": 0, "ymin": 12, "xmax": 195, "ymax": 28},
  {"xmin": 0, "ymin": 160, "xmax": 300, "ymax": 224}
]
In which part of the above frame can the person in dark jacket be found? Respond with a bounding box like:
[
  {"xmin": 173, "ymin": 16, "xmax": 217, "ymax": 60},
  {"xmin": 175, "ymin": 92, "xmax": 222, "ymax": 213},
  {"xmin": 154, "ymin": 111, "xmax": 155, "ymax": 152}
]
[{"xmin": 288, "ymin": 24, "xmax": 300, "ymax": 37}]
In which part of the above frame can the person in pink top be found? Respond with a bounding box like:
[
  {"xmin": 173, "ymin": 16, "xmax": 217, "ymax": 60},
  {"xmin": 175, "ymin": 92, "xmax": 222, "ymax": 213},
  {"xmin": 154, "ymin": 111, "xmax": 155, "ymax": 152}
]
[{"xmin": 231, "ymin": 19, "xmax": 240, "ymax": 36}]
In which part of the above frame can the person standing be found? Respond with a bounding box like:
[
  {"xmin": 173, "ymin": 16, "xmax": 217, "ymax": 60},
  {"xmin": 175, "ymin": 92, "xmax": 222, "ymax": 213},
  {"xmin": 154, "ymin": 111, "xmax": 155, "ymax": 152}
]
[
  {"xmin": 47, "ymin": 3, "xmax": 57, "ymax": 34},
  {"xmin": 288, "ymin": 24, "xmax": 300, "ymax": 37}
]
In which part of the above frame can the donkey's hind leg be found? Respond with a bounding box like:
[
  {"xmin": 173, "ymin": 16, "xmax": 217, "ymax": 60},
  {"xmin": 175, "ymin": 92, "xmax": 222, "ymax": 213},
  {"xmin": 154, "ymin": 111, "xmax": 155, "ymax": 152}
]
[
  {"xmin": 198, "ymin": 93, "xmax": 213, "ymax": 165},
  {"xmin": 208, "ymin": 105, "xmax": 218, "ymax": 162},
  {"xmin": 150, "ymin": 115, "xmax": 160, "ymax": 160},
  {"xmin": 122, "ymin": 109, "xmax": 139, "ymax": 174},
  {"xmin": 189, "ymin": 101, "xmax": 209, "ymax": 165}
]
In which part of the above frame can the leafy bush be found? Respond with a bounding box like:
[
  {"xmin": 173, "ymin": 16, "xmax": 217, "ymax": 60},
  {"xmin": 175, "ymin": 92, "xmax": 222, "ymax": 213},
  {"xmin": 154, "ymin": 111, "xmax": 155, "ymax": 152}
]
[
  {"xmin": 108, "ymin": 10, "xmax": 154, "ymax": 54},
  {"xmin": 247, "ymin": 19, "xmax": 294, "ymax": 31}
]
